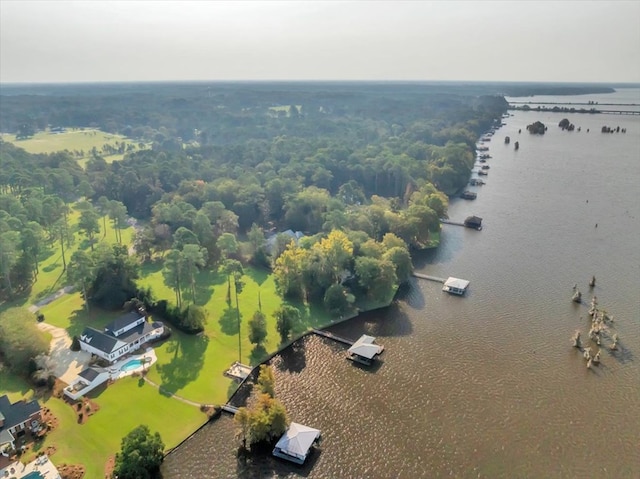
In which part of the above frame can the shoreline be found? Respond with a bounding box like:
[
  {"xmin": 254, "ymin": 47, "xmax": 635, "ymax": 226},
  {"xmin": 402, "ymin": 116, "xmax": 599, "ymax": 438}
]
[{"xmin": 161, "ymin": 125, "xmax": 497, "ymax": 462}]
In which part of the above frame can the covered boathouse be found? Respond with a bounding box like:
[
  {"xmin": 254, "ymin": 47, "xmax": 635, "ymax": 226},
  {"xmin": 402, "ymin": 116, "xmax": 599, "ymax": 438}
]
[
  {"xmin": 272, "ymin": 422, "xmax": 321, "ymax": 464},
  {"xmin": 347, "ymin": 335, "xmax": 384, "ymax": 365},
  {"xmin": 463, "ymin": 215, "xmax": 483, "ymax": 230},
  {"xmin": 442, "ymin": 277, "xmax": 470, "ymax": 295}
]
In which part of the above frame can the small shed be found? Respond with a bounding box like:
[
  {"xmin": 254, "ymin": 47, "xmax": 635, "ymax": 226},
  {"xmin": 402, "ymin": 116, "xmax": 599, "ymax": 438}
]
[
  {"xmin": 442, "ymin": 277, "xmax": 470, "ymax": 295},
  {"xmin": 272, "ymin": 422, "xmax": 321, "ymax": 464},
  {"xmin": 347, "ymin": 335, "xmax": 384, "ymax": 365},
  {"xmin": 464, "ymin": 216, "xmax": 483, "ymax": 230}
]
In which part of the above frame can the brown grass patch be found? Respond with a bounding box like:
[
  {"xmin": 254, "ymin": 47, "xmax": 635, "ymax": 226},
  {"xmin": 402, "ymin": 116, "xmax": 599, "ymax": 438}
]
[
  {"xmin": 66, "ymin": 397, "xmax": 100, "ymax": 424},
  {"xmin": 58, "ymin": 463, "xmax": 86, "ymax": 479},
  {"xmin": 104, "ymin": 454, "xmax": 115, "ymax": 479}
]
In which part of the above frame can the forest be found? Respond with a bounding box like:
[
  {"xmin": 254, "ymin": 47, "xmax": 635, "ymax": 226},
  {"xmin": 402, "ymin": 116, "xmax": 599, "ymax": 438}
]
[
  {"xmin": 0, "ymin": 81, "xmax": 515, "ymax": 476},
  {"xmin": 0, "ymin": 83, "xmax": 508, "ymax": 313}
]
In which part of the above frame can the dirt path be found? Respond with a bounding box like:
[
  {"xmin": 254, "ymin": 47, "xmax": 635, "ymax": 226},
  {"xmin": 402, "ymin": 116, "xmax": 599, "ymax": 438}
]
[
  {"xmin": 141, "ymin": 376, "xmax": 207, "ymax": 408},
  {"xmin": 28, "ymin": 285, "xmax": 75, "ymax": 313}
]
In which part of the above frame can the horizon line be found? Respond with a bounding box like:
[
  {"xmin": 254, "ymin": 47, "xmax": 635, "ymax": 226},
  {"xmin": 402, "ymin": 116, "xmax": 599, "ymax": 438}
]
[{"xmin": 2, "ymin": 79, "xmax": 640, "ymax": 87}]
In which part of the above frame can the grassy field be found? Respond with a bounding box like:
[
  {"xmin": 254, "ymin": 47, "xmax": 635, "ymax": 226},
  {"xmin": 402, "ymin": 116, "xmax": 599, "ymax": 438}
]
[
  {"xmin": 0, "ymin": 205, "xmax": 135, "ymax": 315},
  {"xmin": 0, "ymin": 129, "xmax": 145, "ymax": 165}
]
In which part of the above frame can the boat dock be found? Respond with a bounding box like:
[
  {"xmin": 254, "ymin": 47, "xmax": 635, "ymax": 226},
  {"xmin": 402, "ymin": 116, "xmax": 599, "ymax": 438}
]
[
  {"xmin": 441, "ymin": 219, "xmax": 465, "ymax": 227},
  {"xmin": 312, "ymin": 329, "xmax": 354, "ymax": 346},
  {"xmin": 412, "ymin": 273, "xmax": 446, "ymax": 283},
  {"xmin": 221, "ymin": 404, "xmax": 239, "ymax": 415}
]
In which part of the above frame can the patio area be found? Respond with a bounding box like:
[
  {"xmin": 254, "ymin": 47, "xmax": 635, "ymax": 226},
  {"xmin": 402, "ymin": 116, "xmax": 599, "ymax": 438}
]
[{"xmin": 0, "ymin": 454, "xmax": 60, "ymax": 479}]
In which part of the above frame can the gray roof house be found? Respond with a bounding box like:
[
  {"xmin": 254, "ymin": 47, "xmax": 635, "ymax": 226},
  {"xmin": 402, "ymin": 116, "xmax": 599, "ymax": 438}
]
[
  {"xmin": 79, "ymin": 311, "xmax": 164, "ymax": 363},
  {"xmin": 266, "ymin": 230, "xmax": 305, "ymax": 255},
  {"xmin": 0, "ymin": 395, "xmax": 42, "ymax": 451}
]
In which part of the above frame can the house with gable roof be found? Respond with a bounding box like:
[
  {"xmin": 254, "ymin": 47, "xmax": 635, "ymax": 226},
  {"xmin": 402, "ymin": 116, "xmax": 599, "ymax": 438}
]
[
  {"xmin": 0, "ymin": 395, "xmax": 42, "ymax": 452},
  {"xmin": 79, "ymin": 310, "xmax": 164, "ymax": 363}
]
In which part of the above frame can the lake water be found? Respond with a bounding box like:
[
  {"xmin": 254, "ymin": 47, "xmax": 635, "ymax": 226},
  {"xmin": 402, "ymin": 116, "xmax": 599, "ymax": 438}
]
[{"xmin": 162, "ymin": 89, "xmax": 640, "ymax": 478}]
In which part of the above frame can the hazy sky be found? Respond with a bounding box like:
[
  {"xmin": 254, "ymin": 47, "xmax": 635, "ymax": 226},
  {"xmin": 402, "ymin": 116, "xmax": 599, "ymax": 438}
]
[{"xmin": 1, "ymin": 0, "xmax": 639, "ymax": 83}]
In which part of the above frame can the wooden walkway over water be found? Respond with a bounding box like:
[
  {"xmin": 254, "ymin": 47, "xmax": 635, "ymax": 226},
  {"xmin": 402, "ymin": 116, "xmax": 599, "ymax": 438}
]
[
  {"xmin": 312, "ymin": 329, "xmax": 354, "ymax": 346},
  {"xmin": 412, "ymin": 273, "xmax": 446, "ymax": 283},
  {"xmin": 222, "ymin": 404, "xmax": 239, "ymax": 415},
  {"xmin": 440, "ymin": 219, "xmax": 465, "ymax": 227}
]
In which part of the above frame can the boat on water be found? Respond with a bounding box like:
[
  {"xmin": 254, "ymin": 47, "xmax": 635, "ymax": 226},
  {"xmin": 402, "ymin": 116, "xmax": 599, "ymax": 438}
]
[
  {"xmin": 460, "ymin": 190, "xmax": 477, "ymax": 200},
  {"xmin": 469, "ymin": 178, "xmax": 485, "ymax": 186},
  {"xmin": 477, "ymin": 146, "xmax": 489, "ymax": 151},
  {"xmin": 505, "ymin": 136, "xmax": 511, "ymax": 144},
  {"xmin": 478, "ymin": 169, "xmax": 488, "ymax": 176},
  {"xmin": 481, "ymin": 165, "xmax": 490, "ymax": 170}
]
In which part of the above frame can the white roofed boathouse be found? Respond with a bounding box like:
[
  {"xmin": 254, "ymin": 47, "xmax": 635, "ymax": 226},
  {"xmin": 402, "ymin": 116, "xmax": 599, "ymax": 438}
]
[
  {"xmin": 272, "ymin": 422, "xmax": 321, "ymax": 464},
  {"xmin": 442, "ymin": 277, "xmax": 470, "ymax": 295},
  {"xmin": 347, "ymin": 334, "xmax": 384, "ymax": 365}
]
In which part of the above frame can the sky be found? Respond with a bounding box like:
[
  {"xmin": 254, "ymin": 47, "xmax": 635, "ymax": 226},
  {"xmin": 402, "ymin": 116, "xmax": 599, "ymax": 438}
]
[{"xmin": 1, "ymin": 0, "xmax": 639, "ymax": 84}]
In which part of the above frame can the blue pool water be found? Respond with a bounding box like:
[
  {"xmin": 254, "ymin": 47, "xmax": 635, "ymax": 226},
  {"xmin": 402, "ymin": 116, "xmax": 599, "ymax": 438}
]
[
  {"xmin": 120, "ymin": 359, "xmax": 143, "ymax": 372},
  {"xmin": 23, "ymin": 472, "xmax": 45, "ymax": 479}
]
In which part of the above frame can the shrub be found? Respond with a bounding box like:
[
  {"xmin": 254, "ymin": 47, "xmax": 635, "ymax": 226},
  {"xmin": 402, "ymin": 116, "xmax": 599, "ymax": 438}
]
[{"xmin": 70, "ymin": 335, "xmax": 81, "ymax": 351}]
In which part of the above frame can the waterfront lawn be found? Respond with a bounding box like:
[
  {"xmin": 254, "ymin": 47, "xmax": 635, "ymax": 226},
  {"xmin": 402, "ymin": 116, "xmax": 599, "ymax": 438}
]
[
  {"xmin": 41, "ymin": 377, "xmax": 204, "ymax": 479},
  {"xmin": 138, "ymin": 263, "xmax": 334, "ymax": 404}
]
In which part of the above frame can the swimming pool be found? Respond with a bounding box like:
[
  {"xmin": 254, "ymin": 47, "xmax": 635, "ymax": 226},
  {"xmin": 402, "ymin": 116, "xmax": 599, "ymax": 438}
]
[
  {"xmin": 120, "ymin": 359, "xmax": 143, "ymax": 372},
  {"xmin": 23, "ymin": 472, "xmax": 45, "ymax": 479}
]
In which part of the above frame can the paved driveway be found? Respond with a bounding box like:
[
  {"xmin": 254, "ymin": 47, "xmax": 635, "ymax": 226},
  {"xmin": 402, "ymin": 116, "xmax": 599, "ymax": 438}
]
[{"xmin": 37, "ymin": 322, "xmax": 91, "ymax": 385}]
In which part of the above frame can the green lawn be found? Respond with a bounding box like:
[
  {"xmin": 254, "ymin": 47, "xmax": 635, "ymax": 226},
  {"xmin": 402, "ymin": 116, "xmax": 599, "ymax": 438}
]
[
  {"xmin": 0, "ymin": 366, "xmax": 34, "ymax": 403},
  {"xmin": 137, "ymin": 263, "xmax": 333, "ymax": 404},
  {"xmin": 40, "ymin": 378, "xmax": 204, "ymax": 478},
  {"xmin": 0, "ymin": 129, "xmax": 145, "ymax": 166},
  {"xmin": 0, "ymin": 204, "xmax": 134, "ymax": 314}
]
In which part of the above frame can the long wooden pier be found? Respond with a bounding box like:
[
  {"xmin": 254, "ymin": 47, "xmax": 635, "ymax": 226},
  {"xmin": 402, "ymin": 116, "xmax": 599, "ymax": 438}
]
[
  {"xmin": 412, "ymin": 273, "xmax": 446, "ymax": 283},
  {"xmin": 312, "ymin": 329, "xmax": 354, "ymax": 346},
  {"xmin": 440, "ymin": 219, "xmax": 465, "ymax": 227}
]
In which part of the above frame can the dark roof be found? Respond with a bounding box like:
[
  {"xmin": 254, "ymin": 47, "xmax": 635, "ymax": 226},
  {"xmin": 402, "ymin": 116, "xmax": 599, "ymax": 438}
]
[
  {"xmin": 105, "ymin": 311, "xmax": 144, "ymax": 335},
  {"xmin": 116, "ymin": 321, "xmax": 157, "ymax": 345},
  {"xmin": 78, "ymin": 367, "xmax": 102, "ymax": 382},
  {"xmin": 80, "ymin": 327, "xmax": 122, "ymax": 354},
  {"xmin": 0, "ymin": 395, "xmax": 41, "ymax": 431}
]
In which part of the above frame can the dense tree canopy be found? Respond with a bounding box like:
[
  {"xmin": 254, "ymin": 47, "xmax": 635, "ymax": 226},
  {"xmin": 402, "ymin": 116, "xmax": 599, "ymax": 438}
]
[
  {"xmin": 0, "ymin": 307, "xmax": 49, "ymax": 375},
  {"xmin": 112, "ymin": 425, "xmax": 165, "ymax": 479}
]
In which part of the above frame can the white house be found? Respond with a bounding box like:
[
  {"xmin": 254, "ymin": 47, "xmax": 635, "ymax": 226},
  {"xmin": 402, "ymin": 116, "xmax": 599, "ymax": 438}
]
[
  {"xmin": 79, "ymin": 311, "xmax": 164, "ymax": 363},
  {"xmin": 63, "ymin": 367, "xmax": 110, "ymax": 401}
]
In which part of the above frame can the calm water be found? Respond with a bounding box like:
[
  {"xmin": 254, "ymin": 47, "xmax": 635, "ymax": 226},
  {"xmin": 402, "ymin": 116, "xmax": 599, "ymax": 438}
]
[{"xmin": 162, "ymin": 90, "xmax": 640, "ymax": 478}]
